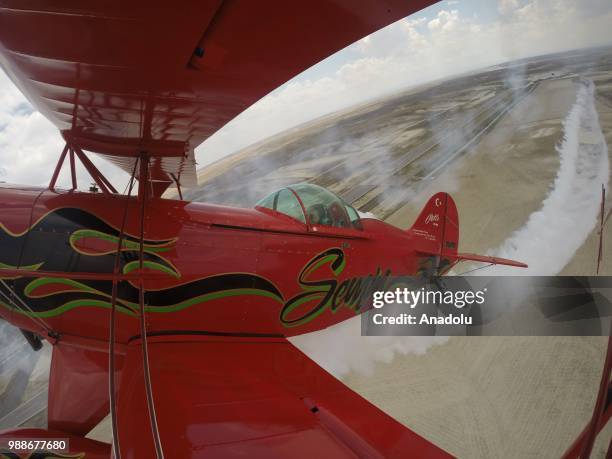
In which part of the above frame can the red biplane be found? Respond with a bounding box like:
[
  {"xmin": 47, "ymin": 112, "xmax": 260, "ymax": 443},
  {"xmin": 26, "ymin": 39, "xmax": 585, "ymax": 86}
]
[{"xmin": 0, "ymin": 1, "xmax": 608, "ymax": 458}]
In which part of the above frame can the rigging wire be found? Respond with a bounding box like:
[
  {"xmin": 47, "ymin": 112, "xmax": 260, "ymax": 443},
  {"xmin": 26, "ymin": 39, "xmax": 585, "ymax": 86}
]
[
  {"xmin": 120, "ymin": 163, "xmax": 137, "ymax": 195},
  {"xmin": 108, "ymin": 159, "xmax": 138, "ymax": 459},
  {"xmin": 0, "ymin": 280, "xmax": 54, "ymax": 337},
  {"xmin": 137, "ymin": 155, "xmax": 165, "ymax": 459}
]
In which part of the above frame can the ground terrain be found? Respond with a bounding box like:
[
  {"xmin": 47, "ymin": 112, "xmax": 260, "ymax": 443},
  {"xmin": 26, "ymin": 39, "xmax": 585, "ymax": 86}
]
[{"xmin": 2, "ymin": 46, "xmax": 612, "ymax": 457}]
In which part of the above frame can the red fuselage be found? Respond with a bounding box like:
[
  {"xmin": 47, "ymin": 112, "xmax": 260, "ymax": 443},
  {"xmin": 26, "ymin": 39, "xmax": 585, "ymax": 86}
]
[
  {"xmin": 0, "ymin": 184, "xmax": 426, "ymax": 345},
  {"xmin": 0, "ymin": 183, "xmax": 525, "ymax": 458}
]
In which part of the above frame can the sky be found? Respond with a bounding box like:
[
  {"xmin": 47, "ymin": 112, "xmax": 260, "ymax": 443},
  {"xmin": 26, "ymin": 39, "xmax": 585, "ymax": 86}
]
[{"xmin": 1, "ymin": 0, "xmax": 612, "ymax": 189}]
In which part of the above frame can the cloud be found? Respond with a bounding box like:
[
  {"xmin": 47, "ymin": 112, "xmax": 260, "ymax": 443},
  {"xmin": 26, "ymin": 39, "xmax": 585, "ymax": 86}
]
[
  {"xmin": 498, "ymin": 0, "xmax": 522, "ymax": 15},
  {"xmin": 1, "ymin": 1, "xmax": 611, "ymax": 184},
  {"xmin": 195, "ymin": 0, "xmax": 612, "ymax": 168},
  {"xmin": 0, "ymin": 71, "xmax": 66, "ymax": 186},
  {"xmin": 427, "ymin": 9, "xmax": 460, "ymax": 31},
  {"xmin": 0, "ymin": 71, "xmax": 130, "ymax": 190}
]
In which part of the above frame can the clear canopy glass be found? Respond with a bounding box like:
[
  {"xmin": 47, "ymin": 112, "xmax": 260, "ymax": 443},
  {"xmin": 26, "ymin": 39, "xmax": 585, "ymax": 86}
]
[{"xmin": 256, "ymin": 183, "xmax": 361, "ymax": 229}]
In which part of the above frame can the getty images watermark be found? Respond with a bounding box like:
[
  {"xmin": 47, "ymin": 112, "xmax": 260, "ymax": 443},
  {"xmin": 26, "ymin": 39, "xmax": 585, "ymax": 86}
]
[
  {"xmin": 361, "ymin": 277, "xmax": 612, "ymax": 336},
  {"xmin": 370, "ymin": 286, "xmax": 486, "ymax": 326}
]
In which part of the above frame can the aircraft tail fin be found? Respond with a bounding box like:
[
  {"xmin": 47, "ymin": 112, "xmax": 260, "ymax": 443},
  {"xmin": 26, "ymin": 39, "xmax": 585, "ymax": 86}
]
[
  {"xmin": 410, "ymin": 192, "xmax": 527, "ymax": 273},
  {"xmin": 410, "ymin": 192, "xmax": 459, "ymax": 260}
]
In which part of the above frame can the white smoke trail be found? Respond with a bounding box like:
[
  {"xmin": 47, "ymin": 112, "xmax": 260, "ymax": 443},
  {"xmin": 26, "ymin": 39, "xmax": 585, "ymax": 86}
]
[
  {"xmin": 289, "ymin": 316, "xmax": 447, "ymax": 378},
  {"xmin": 0, "ymin": 321, "xmax": 48, "ymax": 423},
  {"xmin": 487, "ymin": 79, "xmax": 609, "ymax": 275},
  {"xmin": 291, "ymin": 79, "xmax": 610, "ymax": 377}
]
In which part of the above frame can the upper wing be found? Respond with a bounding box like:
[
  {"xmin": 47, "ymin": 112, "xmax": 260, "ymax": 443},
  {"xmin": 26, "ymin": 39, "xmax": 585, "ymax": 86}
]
[
  {"xmin": 116, "ymin": 334, "xmax": 452, "ymax": 457},
  {"xmin": 0, "ymin": 0, "xmax": 437, "ymax": 183}
]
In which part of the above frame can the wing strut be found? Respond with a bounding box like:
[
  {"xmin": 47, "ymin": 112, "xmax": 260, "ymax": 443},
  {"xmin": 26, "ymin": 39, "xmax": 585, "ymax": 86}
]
[
  {"xmin": 597, "ymin": 184, "xmax": 606, "ymax": 274},
  {"xmin": 561, "ymin": 335, "xmax": 612, "ymax": 458},
  {"xmin": 48, "ymin": 142, "xmax": 118, "ymax": 194}
]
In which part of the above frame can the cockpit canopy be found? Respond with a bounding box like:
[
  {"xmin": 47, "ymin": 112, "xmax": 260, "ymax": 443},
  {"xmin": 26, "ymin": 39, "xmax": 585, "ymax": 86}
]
[{"xmin": 256, "ymin": 183, "xmax": 362, "ymax": 229}]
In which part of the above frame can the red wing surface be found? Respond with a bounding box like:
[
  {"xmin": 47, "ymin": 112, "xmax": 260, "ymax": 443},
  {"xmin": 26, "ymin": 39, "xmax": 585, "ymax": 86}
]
[
  {"xmin": 0, "ymin": 0, "xmax": 437, "ymax": 183},
  {"xmin": 116, "ymin": 335, "xmax": 452, "ymax": 458}
]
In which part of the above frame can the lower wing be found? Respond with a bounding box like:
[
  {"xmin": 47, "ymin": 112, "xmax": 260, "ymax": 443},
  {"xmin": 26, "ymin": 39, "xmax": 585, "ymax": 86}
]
[{"xmin": 115, "ymin": 333, "xmax": 452, "ymax": 458}]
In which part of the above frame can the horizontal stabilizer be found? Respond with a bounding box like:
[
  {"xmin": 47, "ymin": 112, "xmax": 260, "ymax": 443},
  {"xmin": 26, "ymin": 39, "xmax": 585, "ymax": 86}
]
[
  {"xmin": 452, "ymin": 251, "xmax": 528, "ymax": 268},
  {"xmin": 415, "ymin": 248, "xmax": 528, "ymax": 269}
]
